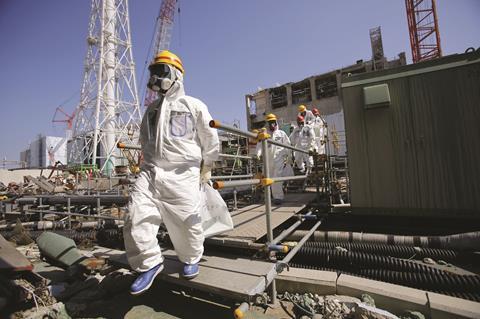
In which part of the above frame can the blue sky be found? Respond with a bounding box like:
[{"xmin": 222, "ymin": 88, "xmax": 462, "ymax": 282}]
[{"xmin": 0, "ymin": 0, "xmax": 479, "ymax": 162}]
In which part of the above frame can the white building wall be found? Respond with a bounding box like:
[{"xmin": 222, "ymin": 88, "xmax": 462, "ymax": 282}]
[
  {"xmin": 20, "ymin": 135, "xmax": 68, "ymax": 168},
  {"xmin": 44, "ymin": 136, "xmax": 67, "ymax": 166}
]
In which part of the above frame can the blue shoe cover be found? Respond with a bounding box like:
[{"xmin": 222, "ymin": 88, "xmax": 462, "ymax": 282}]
[
  {"xmin": 130, "ymin": 263, "xmax": 164, "ymax": 295},
  {"xmin": 182, "ymin": 263, "xmax": 199, "ymax": 279}
]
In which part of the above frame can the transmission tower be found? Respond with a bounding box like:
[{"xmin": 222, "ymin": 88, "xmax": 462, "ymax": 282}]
[
  {"xmin": 405, "ymin": 0, "xmax": 442, "ymax": 63},
  {"xmin": 142, "ymin": 0, "xmax": 177, "ymax": 107},
  {"xmin": 69, "ymin": 0, "xmax": 142, "ymax": 175}
]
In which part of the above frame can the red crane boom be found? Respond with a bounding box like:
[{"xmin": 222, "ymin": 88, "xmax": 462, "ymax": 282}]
[
  {"xmin": 143, "ymin": 0, "xmax": 177, "ymax": 107},
  {"xmin": 52, "ymin": 106, "xmax": 75, "ymax": 130},
  {"xmin": 405, "ymin": 0, "xmax": 442, "ymax": 63}
]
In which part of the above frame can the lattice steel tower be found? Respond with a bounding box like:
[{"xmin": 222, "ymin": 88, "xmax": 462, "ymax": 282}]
[{"xmin": 69, "ymin": 0, "xmax": 142, "ymax": 175}]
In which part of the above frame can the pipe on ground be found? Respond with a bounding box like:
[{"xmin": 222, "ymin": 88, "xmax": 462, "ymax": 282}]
[{"xmin": 286, "ymin": 230, "xmax": 480, "ymax": 250}]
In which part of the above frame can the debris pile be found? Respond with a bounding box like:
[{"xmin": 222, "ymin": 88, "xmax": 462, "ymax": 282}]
[
  {"xmin": 280, "ymin": 292, "xmax": 426, "ymax": 319},
  {"xmin": 0, "ymin": 231, "xmax": 136, "ymax": 318}
]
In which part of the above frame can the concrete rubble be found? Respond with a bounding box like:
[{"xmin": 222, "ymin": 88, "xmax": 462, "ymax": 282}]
[
  {"xmin": 279, "ymin": 292, "xmax": 413, "ymax": 319},
  {"xmin": 2, "ymin": 231, "xmax": 438, "ymax": 319}
]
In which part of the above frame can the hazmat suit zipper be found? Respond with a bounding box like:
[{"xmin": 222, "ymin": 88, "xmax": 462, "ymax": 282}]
[{"xmin": 154, "ymin": 94, "xmax": 165, "ymax": 158}]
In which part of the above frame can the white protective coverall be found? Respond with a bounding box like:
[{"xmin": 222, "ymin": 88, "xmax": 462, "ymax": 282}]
[
  {"xmin": 124, "ymin": 71, "xmax": 219, "ymax": 272},
  {"xmin": 256, "ymin": 128, "xmax": 291, "ymax": 201},
  {"xmin": 290, "ymin": 124, "xmax": 316, "ymax": 172},
  {"xmin": 312, "ymin": 116, "xmax": 327, "ymax": 154},
  {"xmin": 298, "ymin": 110, "xmax": 316, "ymax": 125}
]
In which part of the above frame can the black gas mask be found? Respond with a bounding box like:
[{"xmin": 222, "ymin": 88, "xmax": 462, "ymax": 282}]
[
  {"xmin": 268, "ymin": 120, "xmax": 278, "ymax": 131},
  {"xmin": 147, "ymin": 63, "xmax": 176, "ymax": 93}
]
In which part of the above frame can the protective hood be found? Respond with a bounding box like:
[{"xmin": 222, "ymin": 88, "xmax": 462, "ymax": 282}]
[{"xmin": 139, "ymin": 70, "xmax": 219, "ymax": 168}]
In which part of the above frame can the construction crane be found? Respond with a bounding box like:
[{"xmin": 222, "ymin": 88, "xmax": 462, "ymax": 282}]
[
  {"xmin": 142, "ymin": 0, "xmax": 178, "ymax": 107},
  {"xmin": 405, "ymin": 0, "xmax": 442, "ymax": 63},
  {"xmin": 52, "ymin": 106, "xmax": 75, "ymax": 130}
]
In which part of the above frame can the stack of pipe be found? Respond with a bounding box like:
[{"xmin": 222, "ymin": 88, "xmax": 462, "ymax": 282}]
[{"xmin": 281, "ymin": 230, "xmax": 480, "ymax": 301}]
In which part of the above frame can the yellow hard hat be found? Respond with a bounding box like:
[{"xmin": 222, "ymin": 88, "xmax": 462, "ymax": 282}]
[
  {"xmin": 151, "ymin": 50, "xmax": 184, "ymax": 74},
  {"xmin": 298, "ymin": 105, "xmax": 306, "ymax": 112},
  {"xmin": 265, "ymin": 113, "xmax": 277, "ymax": 121}
]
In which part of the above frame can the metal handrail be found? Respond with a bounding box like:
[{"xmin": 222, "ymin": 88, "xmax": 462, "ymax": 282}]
[
  {"xmin": 271, "ymin": 211, "xmax": 313, "ymax": 245},
  {"xmin": 213, "ymin": 179, "xmax": 261, "ymax": 189},
  {"xmin": 209, "ymin": 120, "xmax": 309, "ymax": 155},
  {"xmin": 218, "ymin": 153, "xmax": 253, "ymax": 160},
  {"xmin": 271, "ymin": 175, "xmax": 307, "ymax": 183},
  {"xmin": 209, "ymin": 120, "xmax": 258, "ymax": 139},
  {"xmin": 276, "ymin": 218, "xmax": 324, "ymax": 273},
  {"xmin": 118, "ymin": 142, "xmax": 254, "ymax": 161},
  {"xmin": 212, "ymin": 174, "xmax": 307, "ymax": 189},
  {"xmin": 267, "ymin": 138, "xmax": 309, "ymax": 154},
  {"xmin": 210, "ymin": 174, "xmax": 253, "ymax": 181}
]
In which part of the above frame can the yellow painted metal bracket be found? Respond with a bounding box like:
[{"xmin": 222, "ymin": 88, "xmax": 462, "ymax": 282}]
[
  {"xmin": 260, "ymin": 178, "xmax": 274, "ymax": 186},
  {"xmin": 256, "ymin": 128, "xmax": 271, "ymax": 141}
]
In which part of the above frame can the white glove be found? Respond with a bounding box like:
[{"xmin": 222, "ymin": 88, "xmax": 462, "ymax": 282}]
[{"xmin": 200, "ymin": 164, "xmax": 212, "ymax": 184}]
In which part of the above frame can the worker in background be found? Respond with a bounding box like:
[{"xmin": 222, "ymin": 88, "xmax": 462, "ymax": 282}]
[
  {"xmin": 312, "ymin": 108, "xmax": 327, "ymax": 155},
  {"xmin": 298, "ymin": 104, "xmax": 315, "ymax": 125},
  {"xmin": 290, "ymin": 115, "xmax": 316, "ymax": 174},
  {"xmin": 256, "ymin": 113, "xmax": 292, "ymax": 205},
  {"xmin": 124, "ymin": 51, "xmax": 219, "ymax": 295}
]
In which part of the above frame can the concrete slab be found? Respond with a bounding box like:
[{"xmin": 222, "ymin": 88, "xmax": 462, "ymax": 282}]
[
  {"xmin": 427, "ymin": 291, "xmax": 480, "ymax": 319},
  {"xmin": 337, "ymin": 274, "xmax": 429, "ymax": 315},
  {"xmin": 276, "ymin": 267, "xmax": 337, "ymax": 295}
]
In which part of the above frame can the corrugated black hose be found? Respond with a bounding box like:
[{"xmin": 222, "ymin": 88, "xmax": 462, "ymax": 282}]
[
  {"xmin": 291, "ymin": 246, "xmax": 457, "ymax": 275},
  {"xmin": 302, "ymin": 241, "xmax": 466, "ymax": 261}
]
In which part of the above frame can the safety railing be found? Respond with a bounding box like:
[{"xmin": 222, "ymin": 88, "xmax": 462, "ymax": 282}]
[
  {"xmin": 119, "ymin": 123, "xmax": 318, "ymax": 304},
  {"xmin": 118, "ymin": 142, "xmax": 257, "ymax": 210},
  {"xmin": 209, "ymin": 119, "xmax": 315, "ymax": 304},
  {"xmin": 210, "ymin": 174, "xmax": 253, "ymax": 181},
  {"xmin": 118, "ymin": 142, "xmax": 253, "ymax": 162}
]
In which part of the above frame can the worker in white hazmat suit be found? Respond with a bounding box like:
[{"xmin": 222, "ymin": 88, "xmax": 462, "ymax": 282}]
[
  {"xmin": 124, "ymin": 51, "xmax": 219, "ymax": 295},
  {"xmin": 312, "ymin": 108, "xmax": 327, "ymax": 155},
  {"xmin": 289, "ymin": 115, "xmax": 316, "ymax": 174},
  {"xmin": 298, "ymin": 104, "xmax": 315, "ymax": 125},
  {"xmin": 256, "ymin": 113, "xmax": 292, "ymax": 205}
]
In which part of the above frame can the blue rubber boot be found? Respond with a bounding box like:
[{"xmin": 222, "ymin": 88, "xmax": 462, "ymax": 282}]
[
  {"xmin": 130, "ymin": 263, "xmax": 164, "ymax": 295},
  {"xmin": 273, "ymin": 198, "xmax": 283, "ymax": 205},
  {"xmin": 182, "ymin": 263, "xmax": 199, "ymax": 279}
]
